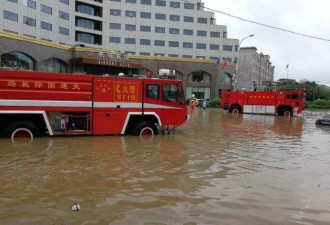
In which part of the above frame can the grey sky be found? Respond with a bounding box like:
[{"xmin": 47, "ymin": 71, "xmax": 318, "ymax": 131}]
[{"xmin": 203, "ymin": 0, "xmax": 330, "ymax": 85}]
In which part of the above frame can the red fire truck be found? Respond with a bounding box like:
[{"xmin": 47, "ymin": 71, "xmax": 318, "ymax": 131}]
[
  {"xmin": 221, "ymin": 89, "xmax": 305, "ymax": 116},
  {"xmin": 0, "ymin": 69, "xmax": 187, "ymax": 140}
]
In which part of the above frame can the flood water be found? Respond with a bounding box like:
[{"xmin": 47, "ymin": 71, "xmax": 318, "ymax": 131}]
[{"xmin": 1, "ymin": 108, "xmax": 330, "ymax": 225}]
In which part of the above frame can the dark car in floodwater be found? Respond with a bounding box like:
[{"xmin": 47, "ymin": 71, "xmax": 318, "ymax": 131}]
[{"xmin": 315, "ymin": 114, "xmax": 330, "ymax": 126}]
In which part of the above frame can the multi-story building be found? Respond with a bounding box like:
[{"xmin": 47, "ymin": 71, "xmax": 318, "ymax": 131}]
[
  {"xmin": 236, "ymin": 47, "xmax": 275, "ymax": 91},
  {"xmin": 0, "ymin": 0, "xmax": 240, "ymax": 99}
]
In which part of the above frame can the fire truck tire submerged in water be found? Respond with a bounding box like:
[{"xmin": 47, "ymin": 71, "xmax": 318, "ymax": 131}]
[
  {"xmin": 229, "ymin": 105, "xmax": 242, "ymax": 114},
  {"xmin": 278, "ymin": 107, "xmax": 292, "ymax": 117},
  {"xmin": 132, "ymin": 121, "xmax": 158, "ymax": 136},
  {"xmin": 4, "ymin": 120, "xmax": 41, "ymax": 140}
]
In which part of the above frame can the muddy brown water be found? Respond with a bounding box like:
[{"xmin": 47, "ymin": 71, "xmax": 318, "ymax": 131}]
[{"xmin": 1, "ymin": 109, "xmax": 330, "ymax": 225}]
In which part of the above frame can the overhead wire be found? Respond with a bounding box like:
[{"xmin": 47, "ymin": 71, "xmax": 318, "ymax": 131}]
[{"xmin": 181, "ymin": 0, "xmax": 330, "ymax": 42}]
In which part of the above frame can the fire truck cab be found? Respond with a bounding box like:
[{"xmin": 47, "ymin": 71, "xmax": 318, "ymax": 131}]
[
  {"xmin": 0, "ymin": 69, "xmax": 187, "ymax": 139},
  {"xmin": 221, "ymin": 89, "xmax": 305, "ymax": 116}
]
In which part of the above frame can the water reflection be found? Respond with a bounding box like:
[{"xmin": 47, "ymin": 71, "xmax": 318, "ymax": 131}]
[{"xmin": 1, "ymin": 109, "xmax": 330, "ymax": 225}]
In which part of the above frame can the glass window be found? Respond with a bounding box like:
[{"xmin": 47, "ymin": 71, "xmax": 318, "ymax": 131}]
[
  {"xmin": 126, "ymin": 0, "xmax": 136, "ymax": 3},
  {"xmin": 197, "ymin": 17, "xmax": 207, "ymax": 24},
  {"xmin": 77, "ymin": 19, "xmax": 94, "ymax": 29},
  {"xmin": 169, "ymin": 41, "xmax": 179, "ymax": 47},
  {"xmin": 7, "ymin": 0, "xmax": 18, "ymax": 3},
  {"xmin": 59, "ymin": 0, "xmax": 69, "ymax": 5},
  {"xmin": 110, "ymin": 37, "xmax": 121, "ymax": 43},
  {"xmin": 196, "ymin": 56, "xmax": 206, "ymax": 59},
  {"xmin": 169, "ymin": 28, "xmax": 179, "ymax": 34},
  {"xmin": 182, "ymin": 55, "xmax": 192, "ymax": 58},
  {"xmin": 154, "ymin": 53, "xmax": 164, "ymax": 56},
  {"xmin": 41, "ymin": 5, "xmax": 52, "ymax": 15},
  {"xmin": 0, "ymin": 51, "xmax": 34, "ymax": 70},
  {"xmin": 125, "ymin": 24, "xmax": 136, "ymax": 31},
  {"xmin": 140, "ymin": 25, "xmax": 151, "ymax": 32},
  {"xmin": 39, "ymin": 58, "xmax": 67, "ymax": 73},
  {"xmin": 170, "ymin": 15, "xmax": 180, "ymax": 21},
  {"xmin": 184, "ymin": 3, "xmax": 194, "ymax": 9},
  {"xmin": 156, "ymin": 0, "xmax": 166, "ymax": 6},
  {"xmin": 197, "ymin": 30, "xmax": 207, "ymax": 36},
  {"xmin": 235, "ymin": 45, "xmax": 239, "ymax": 52},
  {"xmin": 140, "ymin": 39, "xmax": 150, "ymax": 45},
  {"xmin": 141, "ymin": 0, "xmax": 151, "ymax": 5},
  {"xmin": 162, "ymin": 85, "xmax": 185, "ymax": 105},
  {"xmin": 155, "ymin": 13, "xmax": 166, "ymax": 20},
  {"xmin": 125, "ymin": 10, "xmax": 136, "ymax": 17},
  {"xmin": 110, "ymin": 23, "xmax": 121, "ymax": 29},
  {"xmin": 223, "ymin": 31, "xmax": 227, "ymax": 38},
  {"xmin": 59, "ymin": 27, "xmax": 69, "ymax": 35},
  {"xmin": 3, "ymin": 11, "xmax": 18, "ymax": 22},
  {"xmin": 23, "ymin": 16, "xmax": 36, "ymax": 26},
  {"xmin": 183, "ymin": 16, "xmax": 193, "ymax": 22},
  {"xmin": 110, "ymin": 9, "xmax": 121, "ymax": 16},
  {"xmin": 170, "ymin": 1, "xmax": 180, "ymax": 8},
  {"xmin": 59, "ymin": 11, "xmax": 69, "ymax": 20},
  {"xmin": 110, "ymin": 0, "xmax": 121, "ymax": 1},
  {"xmin": 154, "ymin": 40, "xmax": 165, "ymax": 46},
  {"xmin": 25, "ymin": 0, "xmax": 36, "ymax": 9},
  {"xmin": 155, "ymin": 27, "xmax": 165, "ymax": 33},
  {"xmin": 77, "ymin": 4, "xmax": 94, "ymax": 15},
  {"xmin": 223, "ymin": 45, "xmax": 233, "ymax": 51},
  {"xmin": 183, "ymin": 29, "xmax": 193, "ymax": 35},
  {"xmin": 125, "ymin": 38, "xmax": 136, "ymax": 44},
  {"xmin": 210, "ymin": 31, "xmax": 220, "ymax": 37},
  {"xmin": 183, "ymin": 42, "xmax": 193, "ymax": 48},
  {"xmin": 41, "ymin": 21, "xmax": 52, "ymax": 31},
  {"xmin": 140, "ymin": 12, "xmax": 151, "ymax": 18},
  {"xmin": 192, "ymin": 73, "xmax": 204, "ymax": 82},
  {"xmin": 140, "ymin": 52, "xmax": 150, "ymax": 56},
  {"xmin": 209, "ymin": 57, "xmax": 218, "ymax": 60},
  {"xmin": 210, "ymin": 44, "xmax": 219, "ymax": 50},
  {"xmin": 168, "ymin": 54, "xmax": 178, "ymax": 58},
  {"xmin": 196, "ymin": 43, "xmax": 206, "ymax": 49},
  {"xmin": 125, "ymin": 51, "xmax": 135, "ymax": 54},
  {"xmin": 146, "ymin": 84, "xmax": 159, "ymax": 100}
]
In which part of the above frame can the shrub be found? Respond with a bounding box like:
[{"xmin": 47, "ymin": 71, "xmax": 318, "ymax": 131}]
[
  {"xmin": 305, "ymin": 100, "xmax": 330, "ymax": 109},
  {"xmin": 207, "ymin": 98, "xmax": 221, "ymax": 108}
]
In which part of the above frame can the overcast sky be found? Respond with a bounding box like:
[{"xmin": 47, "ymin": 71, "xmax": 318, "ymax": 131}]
[{"xmin": 203, "ymin": 0, "xmax": 330, "ymax": 86}]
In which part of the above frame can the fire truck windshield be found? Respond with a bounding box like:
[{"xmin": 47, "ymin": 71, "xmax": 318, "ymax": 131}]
[{"xmin": 162, "ymin": 84, "xmax": 185, "ymax": 105}]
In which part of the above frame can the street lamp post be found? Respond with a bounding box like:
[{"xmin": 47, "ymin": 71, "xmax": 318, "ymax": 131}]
[{"xmin": 233, "ymin": 34, "xmax": 254, "ymax": 91}]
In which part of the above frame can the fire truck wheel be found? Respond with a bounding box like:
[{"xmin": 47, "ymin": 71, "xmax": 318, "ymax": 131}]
[
  {"xmin": 230, "ymin": 106, "xmax": 241, "ymax": 114},
  {"xmin": 4, "ymin": 121, "xmax": 40, "ymax": 140},
  {"xmin": 283, "ymin": 110, "xmax": 291, "ymax": 117},
  {"xmin": 132, "ymin": 121, "xmax": 158, "ymax": 136}
]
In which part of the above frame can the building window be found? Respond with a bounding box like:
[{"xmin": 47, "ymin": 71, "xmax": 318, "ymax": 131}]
[
  {"xmin": 209, "ymin": 57, "xmax": 219, "ymax": 60},
  {"xmin": 155, "ymin": 27, "xmax": 165, "ymax": 33},
  {"xmin": 59, "ymin": 27, "xmax": 69, "ymax": 35},
  {"xmin": 223, "ymin": 45, "xmax": 233, "ymax": 51},
  {"xmin": 154, "ymin": 40, "xmax": 165, "ymax": 46},
  {"xmin": 41, "ymin": 21, "xmax": 52, "ymax": 31},
  {"xmin": 23, "ymin": 16, "xmax": 36, "ymax": 26},
  {"xmin": 169, "ymin": 28, "xmax": 179, "ymax": 34},
  {"xmin": 183, "ymin": 29, "xmax": 193, "ymax": 35},
  {"xmin": 140, "ymin": 12, "xmax": 151, "ymax": 18},
  {"xmin": 126, "ymin": 0, "xmax": 136, "ymax": 3},
  {"xmin": 110, "ymin": 37, "xmax": 121, "ymax": 43},
  {"xmin": 155, "ymin": 13, "xmax": 166, "ymax": 20},
  {"xmin": 141, "ymin": 0, "xmax": 151, "ymax": 5},
  {"xmin": 170, "ymin": 1, "xmax": 180, "ymax": 8},
  {"xmin": 125, "ymin": 10, "xmax": 136, "ymax": 17},
  {"xmin": 182, "ymin": 55, "xmax": 192, "ymax": 58},
  {"xmin": 140, "ymin": 25, "xmax": 151, "ymax": 32},
  {"xmin": 7, "ymin": 0, "xmax": 18, "ymax": 3},
  {"xmin": 210, "ymin": 31, "xmax": 220, "ymax": 38},
  {"xmin": 41, "ymin": 5, "xmax": 52, "ymax": 15},
  {"xmin": 192, "ymin": 73, "xmax": 203, "ymax": 82},
  {"xmin": 110, "ymin": 23, "xmax": 121, "ymax": 29},
  {"xmin": 197, "ymin": 30, "xmax": 207, "ymax": 36},
  {"xmin": 183, "ymin": 42, "xmax": 193, "ymax": 48},
  {"xmin": 196, "ymin": 43, "xmax": 206, "ymax": 49},
  {"xmin": 39, "ymin": 58, "xmax": 67, "ymax": 73},
  {"xmin": 3, "ymin": 11, "xmax": 18, "ymax": 22},
  {"xmin": 140, "ymin": 52, "xmax": 150, "ymax": 56},
  {"xmin": 59, "ymin": 11, "xmax": 69, "ymax": 20},
  {"xmin": 169, "ymin": 41, "xmax": 179, "ymax": 47},
  {"xmin": 24, "ymin": 0, "xmax": 36, "ymax": 9},
  {"xmin": 197, "ymin": 17, "xmax": 207, "ymax": 24},
  {"xmin": 154, "ymin": 53, "xmax": 164, "ymax": 56},
  {"xmin": 170, "ymin": 15, "xmax": 180, "ymax": 21},
  {"xmin": 210, "ymin": 44, "xmax": 219, "ymax": 50},
  {"xmin": 59, "ymin": 0, "xmax": 69, "ymax": 5},
  {"xmin": 168, "ymin": 54, "xmax": 178, "ymax": 58},
  {"xmin": 110, "ymin": 0, "xmax": 121, "ymax": 1},
  {"xmin": 77, "ymin": 19, "xmax": 94, "ymax": 29},
  {"xmin": 77, "ymin": 33, "xmax": 94, "ymax": 44},
  {"xmin": 140, "ymin": 39, "xmax": 150, "ymax": 45},
  {"xmin": 223, "ymin": 31, "xmax": 227, "ymax": 38},
  {"xmin": 235, "ymin": 45, "xmax": 239, "ymax": 52},
  {"xmin": 184, "ymin": 3, "xmax": 194, "ymax": 9},
  {"xmin": 125, "ymin": 51, "xmax": 135, "ymax": 54},
  {"xmin": 77, "ymin": 5, "xmax": 95, "ymax": 15},
  {"xmin": 156, "ymin": 0, "xmax": 166, "ymax": 6},
  {"xmin": 125, "ymin": 24, "xmax": 136, "ymax": 31},
  {"xmin": 1, "ymin": 51, "xmax": 34, "ymax": 70},
  {"xmin": 183, "ymin": 16, "xmax": 194, "ymax": 23},
  {"xmin": 110, "ymin": 9, "xmax": 121, "ymax": 16},
  {"xmin": 125, "ymin": 38, "xmax": 136, "ymax": 44}
]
